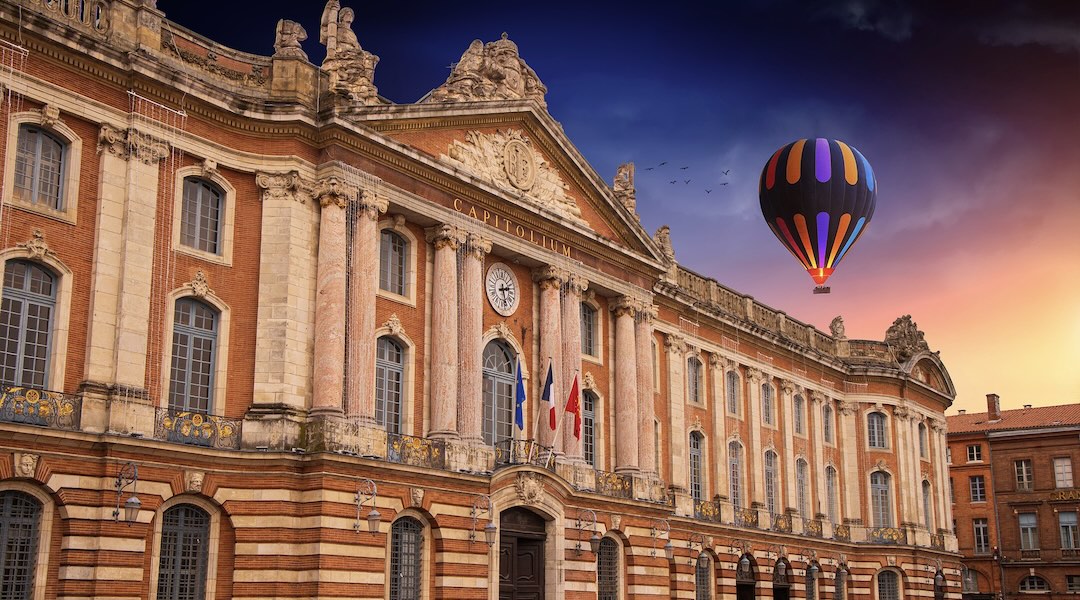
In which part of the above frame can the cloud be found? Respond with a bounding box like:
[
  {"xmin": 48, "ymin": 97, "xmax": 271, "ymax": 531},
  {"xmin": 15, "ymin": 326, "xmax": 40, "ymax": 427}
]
[
  {"xmin": 818, "ymin": 0, "xmax": 915, "ymax": 41},
  {"xmin": 978, "ymin": 20, "xmax": 1080, "ymax": 52}
]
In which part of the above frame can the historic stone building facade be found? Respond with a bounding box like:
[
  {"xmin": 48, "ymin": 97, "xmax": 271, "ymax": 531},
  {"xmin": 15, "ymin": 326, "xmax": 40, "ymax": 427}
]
[
  {"xmin": 0, "ymin": 1, "xmax": 959, "ymax": 599},
  {"xmin": 949, "ymin": 397, "xmax": 1080, "ymax": 599}
]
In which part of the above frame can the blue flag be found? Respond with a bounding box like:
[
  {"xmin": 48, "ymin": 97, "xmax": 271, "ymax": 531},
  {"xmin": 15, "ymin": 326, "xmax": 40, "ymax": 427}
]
[{"xmin": 514, "ymin": 358, "xmax": 526, "ymax": 430}]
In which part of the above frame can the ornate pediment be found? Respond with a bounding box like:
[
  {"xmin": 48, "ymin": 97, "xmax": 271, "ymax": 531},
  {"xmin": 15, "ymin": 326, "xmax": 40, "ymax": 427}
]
[
  {"xmin": 884, "ymin": 315, "xmax": 930, "ymax": 362},
  {"xmin": 441, "ymin": 129, "xmax": 584, "ymax": 224},
  {"xmin": 426, "ymin": 34, "xmax": 547, "ymax": 107}
]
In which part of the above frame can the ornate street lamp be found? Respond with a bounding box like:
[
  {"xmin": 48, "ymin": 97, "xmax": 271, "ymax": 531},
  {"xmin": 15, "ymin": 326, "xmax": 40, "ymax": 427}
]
[
  {"xmin": 112, "ymin": 462, "xmax": 140, "ymax": 525},
  {"xmin": 354, "ymin": 478, "xmax": 380, "ymax": 534},
  {"xmin": 470, "ymin": 494, "xmax": 497, "ymax": 549}
]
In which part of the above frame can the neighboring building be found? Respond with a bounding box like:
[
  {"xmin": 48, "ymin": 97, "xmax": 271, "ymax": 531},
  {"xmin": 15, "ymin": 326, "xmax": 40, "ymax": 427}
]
[
  {"xmin": 0, "ymin": 2, "xmax": 959, "ymax": 599},
  {"xmin": 949, "ymin": 395, "xmax": 1080, "ymax": 599}
]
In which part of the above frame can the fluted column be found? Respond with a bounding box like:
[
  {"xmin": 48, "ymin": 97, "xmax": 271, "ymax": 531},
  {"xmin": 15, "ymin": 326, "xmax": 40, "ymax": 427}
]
[
  {"xmin": 636, "ymin": 304, "xmax": 657, "ymax": 475},
  {"xmin": 838, "ymin": 401, "xmax": 862, "ymax": 522},
  {"xmin": 311, "ymin": 178, "xmax": 352, "ymax": 415},
  {"xmin": 745, "ymin": 368, "xmax": 765, "ymax": 506},
  {"xmin": 612, "ymin": 296, "xmax": 639, "ymax": 473},
  {"xmin": 561, "ymin": 274, "xmax": 588, "ymax": 459},
  {"xmin": 427, "ymin": 225, "xmax": 462, "ymax": 439},
  {"xmin": 534, "ymin": 266, "xmax": 565, "ymax": 450},
  {"xmin": 664, "ymin": 333, "xmax": 688, "ymax": 488},
  {"xmin": 345, "ymin": 189, "xmax": 389, "ymax": 420},
  {"xmin": 458, "ymin": 234, "xmax": 492, "ymax": 442},
  {"xmin": 780, "ymin": 380, "xmax": 797, "ymax": 511},
  {"xmin": 811, "ymin": 392, "xmax": 828, "ymax": 519}
]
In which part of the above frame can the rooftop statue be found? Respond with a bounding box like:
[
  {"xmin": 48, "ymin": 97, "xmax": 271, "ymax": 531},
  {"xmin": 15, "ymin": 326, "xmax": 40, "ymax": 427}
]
[
  {"xmin": 427, "ymin": 33, "xmax": 548, "ymax": 107},
  {"xmin": 320, "ymin": 0, "xmax": 380, "ymax": 105}
]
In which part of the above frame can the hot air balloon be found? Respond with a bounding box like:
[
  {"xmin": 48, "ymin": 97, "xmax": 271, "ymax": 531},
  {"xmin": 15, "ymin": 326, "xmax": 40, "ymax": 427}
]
[{"xmin": 758, "ymin": 138, "xmax": 877, "ymax": 293}]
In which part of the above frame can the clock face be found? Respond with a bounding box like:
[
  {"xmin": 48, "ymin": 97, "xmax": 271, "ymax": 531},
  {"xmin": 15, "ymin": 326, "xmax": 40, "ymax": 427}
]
[{"xmin": 485, "ymin": 263, "xmax": 519, "ymax": 316}]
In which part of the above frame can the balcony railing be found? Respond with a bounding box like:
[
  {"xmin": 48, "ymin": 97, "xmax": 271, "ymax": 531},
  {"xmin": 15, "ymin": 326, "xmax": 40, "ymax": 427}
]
[
  {"xmin": 0, "ymin": 386, "xmax": 81, "ymax": 430},
  {"xmin": 833, "ymin": 524, "xmax": 851, "ymax": 542},
  {"xmin": 771, "ymin": 513, "xmax": 792, "ymax": 533},
  {"xmin": 734, "ymin": 507, "xmax": 759, "ymax": 529},
  {"xmin": 695, "ymin": 499, "xmax": 721, "ymax": 522},
  {"xmin": 1061, "ymin": 548, "xmax": 1080, "ymax": 559},
  {"xmin": 594, "ymin": 470, "xmax": 633, "ymax": 499},
  {"xmin": 931, "ymin": 532, "xmax": 945, "ymax": 549},
  {"xmin": 387, "ymin": 433, "xmax": 446, "ymax": 469},
  {"xmin": 493, "ymin": 439, "xmax": 555, "ymax": 470},
  {"xmin": 155, "ymin": 407, "xmax": 242, "ymax": 449},
  {"xmin": 804, "ymin": 518, "xmax": 823, "ymax": 538},
  {"xmin": 868, "ymin": 527, "xmax": 906, "ymax": 545},
  {"xmin": 1020, "ymin": 549, "xmax": 1040, "ymax": 559}
]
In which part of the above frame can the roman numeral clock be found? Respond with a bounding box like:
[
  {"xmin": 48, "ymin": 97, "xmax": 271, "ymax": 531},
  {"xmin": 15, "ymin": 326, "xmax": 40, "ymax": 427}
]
[{"xmin": 485, "ymin": 263, "xmax": 519, "ymax": 316}]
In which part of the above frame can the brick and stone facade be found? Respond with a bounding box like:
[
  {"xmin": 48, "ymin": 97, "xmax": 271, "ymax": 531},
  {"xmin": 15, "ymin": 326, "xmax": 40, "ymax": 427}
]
[{"xmin": 0, "ymin": 2, "xmax": 960, "ymax": 599}]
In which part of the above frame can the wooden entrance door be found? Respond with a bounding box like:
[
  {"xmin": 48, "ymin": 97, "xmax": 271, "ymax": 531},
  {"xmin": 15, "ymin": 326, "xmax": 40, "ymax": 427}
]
[{"xmin": 498, "ymin": 507, "xmax": 546, "ymax": 600}]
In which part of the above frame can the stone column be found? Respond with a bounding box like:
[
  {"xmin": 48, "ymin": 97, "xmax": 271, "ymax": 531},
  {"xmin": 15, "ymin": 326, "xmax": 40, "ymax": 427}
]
[
  {"xmin": 244, "ymin": 171, "xmax": 316, "ymax": 449},
  {"xmin": 636, "ymin": 303, "xmax": 657, "ymax": 475},
  {"xmin": 664, "ymin": 333, "xmax": 688, "ymax": 506},
  {"xmin": 713, "ymin": 357, "xmax": 736, "ymax": 501},
  {"xmin": 811, "ymin": 392, "xmax": 828, "ymax": 521},
  {"xmin": 561, "ymin": 273, "xmax": 588, "ymax": 460},
  {"xmin": 345, "ymin": 189, "xmax": 388, "ymax": 420},
  {"xmin": 745, "ymin": 368, "xmax": 765, "ymax": 508},
  {"xmin": 611, "ymin": 296, "xmax": 639, "ymax": 474},
  {"xmin": 427, "ymin": 225, "xmax": 462, "ymax": 439},
  {"xmin": 458, "ymin": 233, "xmax": 491, "ymax": 442},
  {"xmin": 311, "ymin": 178, "xmax": 352, "ymax": 417},
  {"xmin": 780, "ymin": 380, "xmax": 797, "ymax": 512},
  {"xmin": 838, "ymin": 401, "xmax": 862, "ymax": 523},
  {"xmin": 931, "ymin": 419, "xmax": 952, "ymax": 540},
  {"xmin": 534, "ymin": 266, "xmax": 565, "ymax": 450},
  {"xmin": 893, "ymin": 406, "xmax": 916, "ymax": 527}
]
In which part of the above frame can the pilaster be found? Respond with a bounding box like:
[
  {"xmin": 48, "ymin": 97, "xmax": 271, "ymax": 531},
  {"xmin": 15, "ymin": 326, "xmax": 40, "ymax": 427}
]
[
  {"xmin": 345, "ymin": 187, "xmax": 389, "ymax": 421},
  {"xmin": 427, "ymin": 224, "xmax": 463, "ymax": 439},
  {"xmin": 310, "ymin": 177, "xmax": 353, "ymax": 418},
  {"xmin": 745, "ymin": 367, "xmax": 765, "ymax": 507},
  {"xmin": 838, "ymin": 400, "xmax": 862, "ymax": 522},
  {"xmin": 635, "ymin": 302, "xmax": 657, "ymax": 475},
  {"xmin": 664, "ymin": 332, "xmax": 688, "ymax": 514},
  {"xmin": 611, "ymin": 296, "xmax": 639, "ymax": 474},
  {"xmin": 780, "ymin": 379, "xmax": 797, "ymax": 513},
  {"xmin": 810, "ymin": 392, "xmax": 828, "ymax": 525},
  {"xmin": 458, "ymin": 233, "xmax": 492, "ymax": 444},
  {"xmin": 533, "ymin": 266, "xmax": 566, "ymax": 450}
]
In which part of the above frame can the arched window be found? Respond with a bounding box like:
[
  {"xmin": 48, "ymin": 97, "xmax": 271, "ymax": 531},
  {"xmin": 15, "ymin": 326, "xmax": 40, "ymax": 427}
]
[
  {"xmin": 598, "ymin": 537, "xmax": 620, "ymax": 600},
  {"xmin": 725, "ymin": 371, "xmax": 740, "ymax": 415},
  {"xmin": 761, "ymin": 383, "xmax": 775, "ymax": 425},
  {"xmin": 690, "ymin": 432, "xmax": 704, "ymax": 503},
  {"xmin": 0, "ymin": 261, "xmax": 56, "ymax": 388},
  {"xmin": 180, "ymin": 177, "xmax": 223, "ymax": 254},
  {"xmin": 482, "ymin": 340, "xmax": 515, "ymax": 446},
  {"xmin": 375, "ymin": 337, "xmax": 404, "ymax": 435},
  {"xmin": 868, "ymin": 412, "xmax": 888, "ymax": 448},
  {"xmin": 796, "ymin": 459, "xmax": 809, "ymax": 518},
  {"xmin": 695, "ymin": 553, "xmax": 712, "ymax": 600},
  {"xmin": 14, "ymin": 125, "xmax": 65, "ymax": 209},
  {"xmin": 919, "ymin": 422, "xmax": 928, "ymax": 458},
  {"xmin": 379, "ymin": 229, "xmax": 408, "ymax": 296},
  {"xmin": 922, "ymin": 480, "xmax": 933, "ymax": 530},
  {"xmin": 871, "ymin": 471, "xmax": 893, "ymax": 527},
  {"xmin": 687, "ymin": 357, "xmax": 703, "ymax": 404},
  {"xmin": 961, "ymin": 567, "xmax": 979, "ymax": 593},
  {"xmin": 0, "ymin": 490, "xmax": 42, "ymax": 599},
  {"xmin": 729, "ymin": 441, "xmax": 743, "ymax": 508},
  {"xmin": 157, "ymin": 504, "xmax": 210, "ymax": 600},
  {"xmin": 764, "ymin": 450, "xmax": 779, "ymax": 516},
  {"xmin": 794, "ymin": 394, "xmax": 805, "ymax": 434},
  {"xmin": 823, "ymin": 404, "xmax": 834, "ymax": 443},
  {"xmin": 1019, "ymin": 576, "xmax": 1050, "ymax": 592},
  {"xmin": 580, "ymin": 303, "xmax": 598, "ymax": 356},
  {"xmin": 169, "ymin": 298, "xmax": 219, "ymax": 413},
  {"xmin": 877, "ymin": 570, "xmax": 900, "ymax": 600},
  {"xmin": 826, "ymin": 466, "xmax": 839, "ymax": 523},
  {"xmin": 390, "ymin": 517, "xmax": 423, "ymax": 600},
  {"xmin": 583, "ymin": 391, "xmax": 597, "ymax": 467}
]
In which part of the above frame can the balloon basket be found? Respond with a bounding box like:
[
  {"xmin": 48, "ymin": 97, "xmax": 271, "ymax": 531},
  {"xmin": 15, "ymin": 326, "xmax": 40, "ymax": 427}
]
[{"xmin": 813, "ymin": 286, "xmax": 831, "ymax": 294}]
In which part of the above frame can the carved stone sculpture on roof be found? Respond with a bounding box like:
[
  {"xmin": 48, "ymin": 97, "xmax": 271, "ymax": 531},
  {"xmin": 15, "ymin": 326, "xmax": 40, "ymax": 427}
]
[
  {"xmin": 829, "ymin": 315, "xmax": 846, "ymax": 339},
  {"xmin": 273, "ymin": 19, "xmax": 308, "ymax": 60},
  {"xmin": 884, "ymin": 314, "xmax": 930, "ymax": 362},
  {"xmin": 613, "ymin": 162, "xmax": 637, "ymax": 217},
  {"xmin": 320, "ymin": 0, "xmax": 380, "ymax": 105},
  {"xmin": 427, "ymin": 33, "xmax": 548, "ymax": 107},
  {"xmin": 654, "ymin": 225, "xmax": 679, "ymax": 282},
  {"xmin": 440, "ymin": 129, "xmax": 584, "ymax": 224}
]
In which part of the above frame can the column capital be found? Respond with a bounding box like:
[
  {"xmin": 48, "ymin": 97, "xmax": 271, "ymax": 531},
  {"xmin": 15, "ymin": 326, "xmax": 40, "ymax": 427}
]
[
  {"xmin": 838, "ymin": 400, "xmax": 859, "ymax": 416},
  {"xmin": 779, "ymin": 378, "xmax": 798, "ymax": 395},
  {"xmin": 426, "ymin": 224, "xmax": 464, "ymax": 251},
  {"xmin": 532, "ymin": 265, "xmax": 568, "ymax": 289},
  {"xmin": 611, "ymin": 294, "xmax": 642, "ymax": 318},
  {"xmin": 463, "ymin": 233, "xmax": 493, "ymax": 260},
  {"xmin": 355, "ymin": 188, "xmax": 390, "ymax": 219},
  {"xmin": 893, "ymin": 405, "xmax": 913, "ymax": 421},
  {"xmin": 663, "ymin": 332, "xmax": 687, "ymax": 354},
  {"xmin": 744, "ymin": 367, "xmax": 763, "ymax": 382},
  {"xmin": 708, "ymin": 353, "xmax": 722, "ymax": 370},
  {"xmin": 810, "ymin": 390, "xmax": 828, "ymax": 404},
  {"xmin": 565, "ymin": 273, "xmax": 589, "ymax": 296},
  {"xmin": 98, "ymin": 123, "xmax": 169, "ymax": 164},
  {"xmin": 256, "ymin": 170, "xmax": 313, "ymax": 204},
  {"xmin": 928, "ymin": 417, "xmax": 946, "ymax": 432},
  {"xmin": 313, "ymin": 176, "xmax": 356, "ymax": 209}
]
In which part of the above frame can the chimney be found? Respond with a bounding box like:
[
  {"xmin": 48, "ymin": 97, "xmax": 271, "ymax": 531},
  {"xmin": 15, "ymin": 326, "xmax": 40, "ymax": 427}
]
[
  {"xmin": 987, "ymin": 393, "xmax": 1001, "ymax": 420},
  {"xmin": 958, "ymin": 409, "xmax": 966, "ymax": 415}
]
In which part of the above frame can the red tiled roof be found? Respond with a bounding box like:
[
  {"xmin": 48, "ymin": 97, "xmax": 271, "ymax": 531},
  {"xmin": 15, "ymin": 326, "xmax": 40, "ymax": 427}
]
[{"xmin": 947, "ymin": 402, "xmax": 1080, "ymax": 434}]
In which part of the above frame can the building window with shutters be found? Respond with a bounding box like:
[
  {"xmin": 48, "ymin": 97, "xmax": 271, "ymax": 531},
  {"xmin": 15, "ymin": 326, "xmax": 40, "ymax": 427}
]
[
  {"xmin": 597, "ymin": 537, "xmax": 620, "ymax": 600},
  {"xmin": 390, "ymin": 517, "xmax": 423, "ymax": 600},
  {"xmin": 0, "ymin": 490, "xmax": 42, "ymax": 600},
  {"xmin": 0, "ymin": 261, "xmax": 56, "ymax": 389},
  {"xmin": 157, "ymin": 504, "xmax": 210, "ymax": 600}
]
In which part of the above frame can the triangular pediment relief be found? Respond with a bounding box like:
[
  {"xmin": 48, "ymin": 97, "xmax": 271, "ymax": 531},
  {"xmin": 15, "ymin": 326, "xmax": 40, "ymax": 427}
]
[{"xmin": 441, "ymin": 128, "xmax": 586, "ymax": 226}]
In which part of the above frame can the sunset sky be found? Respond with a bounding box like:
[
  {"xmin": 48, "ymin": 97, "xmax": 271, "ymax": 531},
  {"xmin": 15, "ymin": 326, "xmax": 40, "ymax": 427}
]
[{"xmin": 163, "ymin": 0, "xmax": 1080, "ymax": 415}]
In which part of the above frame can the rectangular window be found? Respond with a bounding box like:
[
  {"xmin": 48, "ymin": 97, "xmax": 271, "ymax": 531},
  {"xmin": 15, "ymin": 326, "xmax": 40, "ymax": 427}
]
[
  {"xmin": 794, "ymin": 396, "xmax": 804, "ymax": 435},
  {"xmin": 969, "ymin": 476, "xmax": 986, "ymax": 502},
  {"xmin": 973, "ymin": 518, "xmax": 990, "ymax": 554},
  {"xmin": 967, "ymin": 444, "xmax": 982, "ymax": 462},
  {"xmin": 1016, "ymin": 459, "xmax": 1034, "ymax": 491},
  {"xmin": 946, "ymin": 447, "xmax": 952, "ymax": 463},
  {"xmin": 1020, "ymin": 513, "xmax": 1039, "ymax": 550},
  {"xmin": 1068, "ymin": 575, "xmax": 1080, "ymax": 592},
  {"xmin": 950, "ymin": 477, "xmax": 955, "ymax": 503},
  {"xmin": 580, "ymin": 304, "xmax": 597, "ymax": 356},
  {"xmin": 1057, "ymin": 458, "xmax": 1075, "ymax": 489},
  {"xmin": 1062, "ymin": 511, "xmax": 1079, "ymax": 550}
]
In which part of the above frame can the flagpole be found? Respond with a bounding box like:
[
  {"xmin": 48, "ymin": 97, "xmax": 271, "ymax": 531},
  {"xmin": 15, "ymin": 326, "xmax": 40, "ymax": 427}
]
[
  {"xmin": 550, "ymin": 368, "xmax": 581, "ymax": 469},
  {"xmin": 528, "ymin": 356, "xmax": 553, "ymax": 463}
]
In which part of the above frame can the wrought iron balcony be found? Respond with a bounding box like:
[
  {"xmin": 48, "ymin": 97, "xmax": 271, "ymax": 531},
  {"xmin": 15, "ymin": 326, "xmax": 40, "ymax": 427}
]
[
  {"xmin": 771, "ymin": 513, "xmax": 792, "ymax": 533},
  {"xmin": 734, "ymin": 507, "xmax": 759, "ymax": 529},
  {"xmin": 833, "ymin": 524, "xmax": 851, "ymax": 542},
  {"xmin": 1020, "ymin": 549, "xmax": 1040, "ymax": 559},
  {"xmin": 0, "ymin": 386, "xmax": 80, "ymax": 430},
  {"xmin": 155, "ymin": 407, "xmax": 241, "ymax": 449},
  {"xmin": 804, "ymin": 518, "xmax": 823, "ymax": 538},
  {"xmin": 493, "ymin": 439, "xmax": 555, "ymax": 470},
  {"xmin": 695, "ymin": 499, "xmax": 721, "ymax": 522},
  {"xmin": 868, "ymin": 527, "xmax": 906, "ymax": 545},
  {"xmin": 594, "ymin": 469, "xmax": 633, "ymax": 500},
  {"xmin": 386, "ymin": 432, "xmax": 446, "ymax": 468},
  {"xmin": 930, "ymin": 532, "xmax": 945, "ymax": 549}
]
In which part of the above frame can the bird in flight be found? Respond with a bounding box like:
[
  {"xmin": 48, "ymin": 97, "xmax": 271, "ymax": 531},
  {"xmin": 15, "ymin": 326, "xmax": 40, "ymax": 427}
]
[
  {"xmin": 705, "ymin": 189, "xmax": 712, "ymax": 194},
  {"xmin": 644, "ymin": 167, "xmax": 654, "ymax": 170},
  {"xmin": 680, "ymin": 166, "xmax": 689, "ymax": 170},
  {"xmin": 658, "ymin": 161, "xmax": 668, "ymax": 166},
  {"xmin": 669, "ymin": 180, "xmax": 677, "ymax": 184},
  {"xmin": 684, "ymin": 179, "xmax": 691, "ymax": 184},
  {"xmin": 720, "ymin": 182, "xmax": 729, "ymax": 185},
  {"xmin": 721, "ymin": 169, "xmax": 731, "ymax": 175}
]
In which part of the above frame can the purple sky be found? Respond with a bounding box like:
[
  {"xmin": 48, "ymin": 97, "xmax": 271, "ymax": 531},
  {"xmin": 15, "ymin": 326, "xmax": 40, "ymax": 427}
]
[{"xmin": 161, "ymin": 0, "xmax": 1080, "ymax": 414}]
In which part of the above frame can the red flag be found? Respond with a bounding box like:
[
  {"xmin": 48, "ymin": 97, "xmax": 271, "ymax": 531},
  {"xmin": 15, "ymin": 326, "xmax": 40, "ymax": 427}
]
[{"xmin": 565, "ymin": 374, "xmax": 581, "ymax": 439}]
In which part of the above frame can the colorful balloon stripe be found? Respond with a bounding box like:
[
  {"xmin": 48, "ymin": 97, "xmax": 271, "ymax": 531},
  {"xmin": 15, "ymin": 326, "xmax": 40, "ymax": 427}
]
[
  {"xmin": 775, "ymin": 217, "xmax": 811, "ymax": 270},
  {"xmin": 765, "ymin": 147, "xmax": 782, "ymax": 190},
  {"xmin": 786, "ymin": 139, "xmax": 806, "ymax": 185},
  {"xmin": 816, "ymin": 211, "xmax": 830, "ymax": 268},
  {"xmin": 826, "ymin": 213, "xmax": 852, "ymax": 268},
  {"xmin": 859, "ymin": 149, "xmax": 875, "ymax": 191},
  {"xmin": 837, "ymin": 141, "xmax": 858, "ymax": 185},
  {"xmin": 815, "ymin": 138, "xmax": 831, "ymax": 183},
  {"xmin": 835, "ymin": 216, "xmax": 867, "ymax": 264},
  {"xmin": 793, "ymin": 213, "xmax": 817, "ymax": 268}
]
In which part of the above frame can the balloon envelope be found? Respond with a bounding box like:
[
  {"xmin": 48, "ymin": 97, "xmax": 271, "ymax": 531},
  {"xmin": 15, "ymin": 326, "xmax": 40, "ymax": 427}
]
[{"xmin": 758, "ymin": 138, "xmax": 877, "ymax": 286}]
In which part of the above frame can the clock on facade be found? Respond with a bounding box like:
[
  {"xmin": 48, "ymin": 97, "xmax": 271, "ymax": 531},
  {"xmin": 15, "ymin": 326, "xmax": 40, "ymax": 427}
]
[{"xmin": 485, "ymin": 263, "xmax": 519, "ymax": 316}]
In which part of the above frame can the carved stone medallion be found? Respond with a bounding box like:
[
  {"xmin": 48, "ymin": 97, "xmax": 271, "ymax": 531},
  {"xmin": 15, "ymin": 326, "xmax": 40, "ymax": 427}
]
[
  {"xmin": 15, "ymin": 453, "xmax": 38, "ymax": 478},
  {"xmin": 610, "ymin": 514, "xmax": 621, "ymax": 531},
  {"xmin": 410, "ymin": 487, "xmax": 425, "ymax": 508},
  {"xmin": 516, "ymin": 472, "xmax": 544, "ymax": 504},
  {"xmin": 185, "ymin": 470, "xmax": 205, "ymax": 493},
  {"xmin": 503, "ymin": 139, "xmax": 536, "ymax": 191}
]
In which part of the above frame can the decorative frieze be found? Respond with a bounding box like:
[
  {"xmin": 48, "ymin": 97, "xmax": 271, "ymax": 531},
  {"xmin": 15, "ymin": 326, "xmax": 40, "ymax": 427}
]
[
  {"xmin": 255, "ymin": 170, "xmax": 312, "ymax": 204},
  {"xmin": 98, "ymin": 124, "xmax": 169, "ymax": 164}
]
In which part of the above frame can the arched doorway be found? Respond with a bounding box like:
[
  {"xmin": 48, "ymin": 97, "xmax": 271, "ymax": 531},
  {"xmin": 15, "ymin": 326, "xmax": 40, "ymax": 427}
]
[
  {"xmin": 499, "ymin": 507, "xmax": 546, "ymax": 600},
  {"xmin": 735, "ymin": 553, "xmax": 756, "ymax": 600}
]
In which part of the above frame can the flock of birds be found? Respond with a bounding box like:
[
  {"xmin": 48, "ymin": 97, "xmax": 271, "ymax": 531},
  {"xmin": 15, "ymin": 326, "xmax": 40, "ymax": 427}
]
[{"xmin": 640, "ymin": 161, "xmax": 732, "ymax": 195}]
